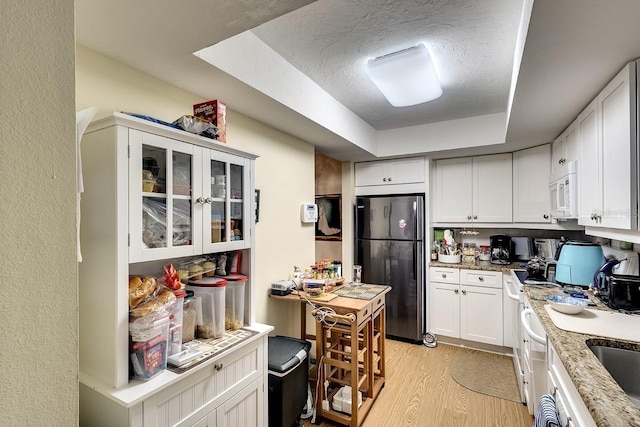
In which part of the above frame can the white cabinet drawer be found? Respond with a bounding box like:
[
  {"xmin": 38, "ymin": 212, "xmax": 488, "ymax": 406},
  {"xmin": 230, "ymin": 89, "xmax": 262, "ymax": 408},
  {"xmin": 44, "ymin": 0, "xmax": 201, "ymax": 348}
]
[
  {"xmin": 429, "ymin": 267, "xmax": 460, "ymax": 284},
  {"xmin": 144, "ymin": 339, "xmax": 263, "ymax": 427},
  {"xmin": 460, "ymin": 269, "xmax": 502, "ymax": 289}
]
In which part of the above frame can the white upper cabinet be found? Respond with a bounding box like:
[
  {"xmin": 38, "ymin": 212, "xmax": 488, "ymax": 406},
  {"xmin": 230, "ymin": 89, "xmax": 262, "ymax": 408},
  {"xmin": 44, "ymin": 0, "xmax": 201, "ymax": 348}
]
[
  {"xmin": 578, "ymin": 61, "xmax": 637, "ymax": 230},
  {"xmin": 129, "ymin": 130, "xmax": 252, "ymax": 263},
  {"xmin": 551, "ymin": 121, "xmax": 578, "ymax": 174},
  {"xmin": 473, "ymin": 153, "xmax": 513, "ymax": 223},
  {"xmin": 355, "ymin": 157, "xmax": 425, "ymax": 187},
  {"xmin": 434, "ymin": 157, "xmax": 473, "ymax": 222},
  {"xmin": 578, "ymin": 99, "xmax": 600, "ymax": 226},
  {"xmin": 434, "ymin": 154, "xmax": 512, "ymax": 223},
  {"xmin": 513, "ymin": 144, "xmax": 551, "ymax": 223}
]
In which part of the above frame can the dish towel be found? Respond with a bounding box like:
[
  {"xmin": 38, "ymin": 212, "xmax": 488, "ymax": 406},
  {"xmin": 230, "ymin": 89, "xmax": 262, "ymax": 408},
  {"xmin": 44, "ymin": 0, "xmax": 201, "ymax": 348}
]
[
  {"xmin": 76, "ymin": 107, "xmax": 97, "ymax": 262},
  {"xmin": 533, "ymin": 393, "xmax": 560, "ymax": 427}
]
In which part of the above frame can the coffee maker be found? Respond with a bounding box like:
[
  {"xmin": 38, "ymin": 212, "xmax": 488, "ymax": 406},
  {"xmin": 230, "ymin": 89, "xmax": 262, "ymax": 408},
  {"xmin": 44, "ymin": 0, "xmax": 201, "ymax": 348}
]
[{"xmin": 490, "ymin": 235, "xmax": 512, "ymax": 265}]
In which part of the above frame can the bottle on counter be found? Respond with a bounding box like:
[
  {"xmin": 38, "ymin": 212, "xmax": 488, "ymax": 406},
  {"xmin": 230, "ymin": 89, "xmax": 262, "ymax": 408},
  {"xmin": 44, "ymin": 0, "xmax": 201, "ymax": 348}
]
[{"xmin": 333, "ymin": 260, "xmax": 342, "ymax": 278}]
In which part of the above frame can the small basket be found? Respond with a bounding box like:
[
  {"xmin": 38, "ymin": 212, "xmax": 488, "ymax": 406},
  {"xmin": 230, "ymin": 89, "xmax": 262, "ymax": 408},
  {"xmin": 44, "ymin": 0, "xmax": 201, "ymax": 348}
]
[
  {"xmin": 438, "ymin": 254, "xmax": 461, "ymax": 264},
  {"xmin": 143, "ymin": 180, "xmax": 156, "ymax": 192}
]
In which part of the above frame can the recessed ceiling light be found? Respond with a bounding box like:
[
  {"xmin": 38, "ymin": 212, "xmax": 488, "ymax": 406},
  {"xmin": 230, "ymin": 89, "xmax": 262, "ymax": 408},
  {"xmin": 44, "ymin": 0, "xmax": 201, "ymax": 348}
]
[{"xmin": 365, "ymin": 44, "xmax": 442, "ymax": 107}]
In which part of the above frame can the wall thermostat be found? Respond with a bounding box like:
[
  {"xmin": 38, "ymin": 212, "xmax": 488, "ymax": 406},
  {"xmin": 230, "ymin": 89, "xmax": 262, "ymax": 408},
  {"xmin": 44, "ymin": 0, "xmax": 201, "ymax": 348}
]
[{"xmin": 300, "ymin": 203, "xmax": 318, "ymax": 223}]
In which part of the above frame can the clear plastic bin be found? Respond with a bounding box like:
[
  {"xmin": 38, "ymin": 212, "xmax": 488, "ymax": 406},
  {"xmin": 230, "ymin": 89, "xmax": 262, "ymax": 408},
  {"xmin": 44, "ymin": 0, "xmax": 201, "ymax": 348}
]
[
  {"xmin": 225, "ymin": 274, "xmax": 247, "ymax": 330},
  {"xmin": 186, "ymin": 277, "xmax": 227, "ymax": 339},
  {"xmin": 168, "ymin": 289, "xmax": 186, "ymax": 355},
  {"xmin": 182, "ymin": 291, "xmax": 197, "ymax": 343},
  {"xmin": 129, "ymin": 314, "xmax": 170, "ymax": 380}
]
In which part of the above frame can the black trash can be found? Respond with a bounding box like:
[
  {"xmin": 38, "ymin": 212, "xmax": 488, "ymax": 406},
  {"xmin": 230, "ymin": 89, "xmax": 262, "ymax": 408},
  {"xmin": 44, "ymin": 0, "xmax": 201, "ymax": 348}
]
[{"xmin": 268, "ymin": 335, "xmax": 312, "ymax": 427}]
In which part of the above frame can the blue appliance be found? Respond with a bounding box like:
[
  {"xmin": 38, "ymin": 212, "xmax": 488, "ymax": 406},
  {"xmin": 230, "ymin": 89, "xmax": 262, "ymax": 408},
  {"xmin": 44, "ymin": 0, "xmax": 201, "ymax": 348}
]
[{"xmin": 555, "ymin": 241, "xmax": 605, "ymax": 287}]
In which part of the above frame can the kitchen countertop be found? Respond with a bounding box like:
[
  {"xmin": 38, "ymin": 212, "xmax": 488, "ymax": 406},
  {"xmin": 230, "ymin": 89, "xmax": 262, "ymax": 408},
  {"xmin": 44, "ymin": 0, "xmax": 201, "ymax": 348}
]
[
  {"xmin": 429, "ymin": 260, "xmax": 523, "ymax": 273},
  {"xmin": 525, "ymin": 286, "xmax": 640, "ymax": 427}
]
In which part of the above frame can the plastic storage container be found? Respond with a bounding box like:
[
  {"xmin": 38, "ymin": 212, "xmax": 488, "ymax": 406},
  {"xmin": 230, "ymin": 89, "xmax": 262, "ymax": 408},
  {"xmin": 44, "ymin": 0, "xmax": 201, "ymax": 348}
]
[
  {"xmin": 332, "ymin": 386, "xmax": 363, "ymax": 415},
  {"xmin": 224, "ymin": 274, "xmax": 247, "ymax": 330},
  {"xmin": 182, "ymin": 290, "xmax": 196, "ymax": 343},
  {"xmin": 168, "ymin": 289, "xmax": 186, "ymax": 355},
  {"xmin": 129, "ymin": 314, "xmax": 170, "ymax": 380},
  {"xmin": 186, "ymin": 277, "xmax": 227, "ymax": 339},
  {"xmin": 267, "ymin": 336, "xmax": 311, "ymax": 427}
]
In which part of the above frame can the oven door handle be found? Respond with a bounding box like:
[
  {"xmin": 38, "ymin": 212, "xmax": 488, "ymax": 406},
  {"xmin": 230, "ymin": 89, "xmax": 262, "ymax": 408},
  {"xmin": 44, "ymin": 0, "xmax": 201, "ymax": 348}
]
[
  {"xmin": 505, "ymin": 285, "xmax": 520, "ymax": 301},
  {"xmin": 521, "ymin": 309, "xmax": 546, "ymax": 344}
]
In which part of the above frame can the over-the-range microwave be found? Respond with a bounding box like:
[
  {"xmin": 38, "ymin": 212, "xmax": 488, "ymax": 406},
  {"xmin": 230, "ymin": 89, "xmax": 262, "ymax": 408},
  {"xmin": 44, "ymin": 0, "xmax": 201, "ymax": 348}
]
[{"xmin": 549, "ymin": 160, "xmax": 577, "ymax": 219}]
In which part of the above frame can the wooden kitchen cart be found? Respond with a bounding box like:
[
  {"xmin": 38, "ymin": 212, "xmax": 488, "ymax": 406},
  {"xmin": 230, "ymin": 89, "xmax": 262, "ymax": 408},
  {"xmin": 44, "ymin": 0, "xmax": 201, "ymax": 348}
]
[{"xmin": 271, "ymin": 285, "xmax": 390, "ymax": 427}]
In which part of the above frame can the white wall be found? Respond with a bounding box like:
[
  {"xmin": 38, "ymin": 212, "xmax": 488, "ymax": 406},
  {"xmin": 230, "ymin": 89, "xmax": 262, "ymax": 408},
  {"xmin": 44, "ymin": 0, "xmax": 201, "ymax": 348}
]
[
  {"xmin": 76, "ymin": 45, "xmax": 315, "ymax": 337},
  {"xmin": 0, "ymin": 1, "xmax": 78, "ymax": 425}
]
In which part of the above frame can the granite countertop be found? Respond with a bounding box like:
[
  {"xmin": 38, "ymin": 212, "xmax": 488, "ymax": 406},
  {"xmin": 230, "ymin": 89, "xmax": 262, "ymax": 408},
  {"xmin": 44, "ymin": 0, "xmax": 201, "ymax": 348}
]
[
  {"xmin": 429, "ymin": 260, "xmax": 523, "ymax": 273},
  {"xmin": 525, "ymin": 286, "xmax": 640, "ymax": 427}
]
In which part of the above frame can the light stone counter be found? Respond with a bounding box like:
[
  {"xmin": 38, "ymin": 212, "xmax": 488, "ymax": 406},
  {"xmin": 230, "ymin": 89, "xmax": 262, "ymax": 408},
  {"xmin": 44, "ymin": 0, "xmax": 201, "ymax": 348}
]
[
  {"xmin": 429, "ymin": 260, "xmax": 523, "ymax": 273},
  {"xmin": 525, "ymin": 286, "xmax": 640, "ymax": 427}
]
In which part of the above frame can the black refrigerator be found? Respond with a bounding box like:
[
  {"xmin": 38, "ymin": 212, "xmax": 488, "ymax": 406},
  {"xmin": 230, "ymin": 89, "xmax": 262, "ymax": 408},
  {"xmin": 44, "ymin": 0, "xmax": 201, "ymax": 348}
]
[{"xmin": 355, "ymin": 194, "xmax": 425, "ymax": 342}]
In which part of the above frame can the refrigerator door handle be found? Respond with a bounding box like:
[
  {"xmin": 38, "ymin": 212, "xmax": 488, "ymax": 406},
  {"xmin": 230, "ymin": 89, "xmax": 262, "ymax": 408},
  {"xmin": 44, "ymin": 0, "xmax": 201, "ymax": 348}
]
[
  {"xmin": 414, "ymin": 199, "xmax": 424, "ymax": 241},
  {"xmin": 416, "ymin": 241, "xmax": 425, "ymax": 335}
]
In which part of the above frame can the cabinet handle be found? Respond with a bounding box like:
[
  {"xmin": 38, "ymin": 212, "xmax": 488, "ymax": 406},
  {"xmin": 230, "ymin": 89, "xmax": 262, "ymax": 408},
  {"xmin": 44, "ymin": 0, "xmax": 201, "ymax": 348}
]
[
  {"xmin": 467, "ymin": 215, "xmax": 472, "ymax": 220},
  {"xmin": 472, "ymin": 215, "xmax": 477, "ymax": 220},
  {"xmin": 214, "ymin": 363, "xmax": 223, "ymax": 371},
  {"xmin": 205, "ymin": 197, "xmax": 214, "ymax": 204},
  {"xmin": 442, "ymin": 273, "xmax": 447, "ymax": 278},
  {"xmin": 478, "ymin": 276, "xmax": 484, "ymax": 282},
  {"xmin": 454, "ymin": 289, "xmax": 459, "ymax": 294},
  {"xmin": 543, "ymin": 214, "xmax": 549, "ymax": 219},
  {"xmin": 196, "ymin": 196, "xmax": 206, "ymax": 204},
  {"xmin": 461, "ymin": 289, "xmax": 467, "ymax": 295},
  {"xmin": 382, "ymin": 177, "xmax": 387, "ymax": 182},
  {"xmin": 388, "ymin": 177, "xmax": 392, "ymax": 182}
]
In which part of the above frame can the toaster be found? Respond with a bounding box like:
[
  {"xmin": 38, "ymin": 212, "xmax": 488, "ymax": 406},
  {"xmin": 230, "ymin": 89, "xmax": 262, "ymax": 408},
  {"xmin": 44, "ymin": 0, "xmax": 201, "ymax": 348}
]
[{"xmin": 597, "ymin": 274, "xmax": 640, "ymax": 311}]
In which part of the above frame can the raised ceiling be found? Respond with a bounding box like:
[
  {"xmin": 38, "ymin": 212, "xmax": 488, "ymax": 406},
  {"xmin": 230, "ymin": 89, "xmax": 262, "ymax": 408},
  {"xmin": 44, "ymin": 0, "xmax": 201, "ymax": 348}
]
[
  {"xmin": 252, "ymin": 0, "xmax": 521, "ymax": 130},
  {"xmin": 76, "ymin": 0, "xmax": 640, "ymax": 161}
]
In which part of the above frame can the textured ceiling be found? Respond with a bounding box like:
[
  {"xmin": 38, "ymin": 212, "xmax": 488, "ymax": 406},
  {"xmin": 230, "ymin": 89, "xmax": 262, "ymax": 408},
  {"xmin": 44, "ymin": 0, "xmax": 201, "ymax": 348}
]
[{"xmin": 252, "ymin": 0, "xmax": 522, "ymax": 130}]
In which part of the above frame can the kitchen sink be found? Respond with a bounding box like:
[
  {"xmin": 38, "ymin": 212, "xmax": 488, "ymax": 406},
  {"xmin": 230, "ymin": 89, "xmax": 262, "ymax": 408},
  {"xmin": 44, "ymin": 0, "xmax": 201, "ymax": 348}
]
[{"xmin": 587, "ymin": 340, "xmax": 640, "ymax": 408}]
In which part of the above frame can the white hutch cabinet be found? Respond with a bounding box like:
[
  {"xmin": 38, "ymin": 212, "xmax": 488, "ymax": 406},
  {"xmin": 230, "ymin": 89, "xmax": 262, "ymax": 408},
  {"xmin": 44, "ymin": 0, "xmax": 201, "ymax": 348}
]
[{"xmin": 78, "ymin": 113, "xmax": 272, "ymax": 427}]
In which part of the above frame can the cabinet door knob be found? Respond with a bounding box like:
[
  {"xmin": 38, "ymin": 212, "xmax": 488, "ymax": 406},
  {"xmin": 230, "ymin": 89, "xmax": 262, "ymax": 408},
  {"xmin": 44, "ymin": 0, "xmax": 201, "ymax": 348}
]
[
  {"xmin": 214, "ymin": 363, "xmax": 223, "ymax": 371},
  {"xmin": 454, "ymin": 289, "xmax": 459, "ymax": 294},
  {"xmin": 543, "ymin": 214, "xmax": 549, "ymax": 219},
  {"xmin": 473, "ymin": 215, "xmax": 477, "ymax": 220},
  {"xmin": 461, "ymin": 289, "xmax": 467, "ymax": 295},
  {"xmin": 382, "ymin": 177, "xmax": 387, "ymax": 182},
  {"xmin": 388, "ymin": 177, "xmax": 392, "ymax": 182},
  {"xmin": 467, "ymin": 215, "xmax": 472, "ymax": 220},
  {"xmin": 442, "ymin": 273, "xmax": 447, "ymax": 278},
  {"xmin": 205, "ymin": 197, "xmax": 214, "ymax": 204},
  {"xmin": 597, "ymin": 214, "xmax": 602, "ymax": 222},
  {"xmin": 478, "ymin": 276, "xmax": 484, "ymax": 282},
  {"xmin": 196, "ymin": 196, "xmax": 206, "ymax": 204}
]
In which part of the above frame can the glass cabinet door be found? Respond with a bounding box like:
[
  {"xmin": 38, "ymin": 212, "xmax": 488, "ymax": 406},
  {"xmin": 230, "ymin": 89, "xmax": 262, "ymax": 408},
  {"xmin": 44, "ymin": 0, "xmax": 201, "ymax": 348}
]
[
  {"xmin": 202, "ymin": 151, "xmax": 250, "ymax": 252},
  {"xmin": 129, "ymin": 131, "xmax": 200, "ymax": 262}
]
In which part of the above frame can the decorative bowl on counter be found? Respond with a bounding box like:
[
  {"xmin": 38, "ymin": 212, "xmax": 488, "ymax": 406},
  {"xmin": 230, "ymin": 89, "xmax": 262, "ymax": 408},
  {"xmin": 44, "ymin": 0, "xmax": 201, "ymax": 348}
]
[
  {"xmin": 438, "ymin": 254, "xmax": 461, "ymax": 264},
  {"xmin": 545, "ymin": 294, "xmax": 589, "ymax": 315}
]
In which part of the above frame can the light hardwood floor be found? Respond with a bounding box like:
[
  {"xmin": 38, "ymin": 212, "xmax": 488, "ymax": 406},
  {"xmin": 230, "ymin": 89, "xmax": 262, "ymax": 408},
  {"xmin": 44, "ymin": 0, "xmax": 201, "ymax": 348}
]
[{"xmin": 304, "ymin": 339, "xmax": 533, "ymax": 427}]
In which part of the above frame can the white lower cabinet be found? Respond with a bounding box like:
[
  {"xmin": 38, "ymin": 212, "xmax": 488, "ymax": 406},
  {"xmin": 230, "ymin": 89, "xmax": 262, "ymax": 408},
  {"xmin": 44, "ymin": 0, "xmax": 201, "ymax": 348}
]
[
  {"xmin": 80, "ymin": 332, "xmax": 268, "ymax": 427},
  {"xmin": 429, "ymin": 268, "xmax": 503, "ymax": 346},
  {"xmin": 548, "ymin": 343, "xmax": 596, "ymax": 427}
]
